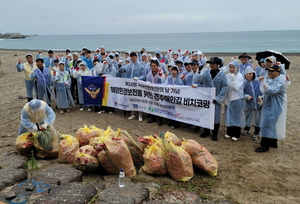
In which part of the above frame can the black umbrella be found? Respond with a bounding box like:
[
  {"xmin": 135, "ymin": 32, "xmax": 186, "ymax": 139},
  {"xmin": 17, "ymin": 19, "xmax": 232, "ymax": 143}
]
[{"xmin": 255, "ymin": 50, "xmax": 291, "ymax": 70}]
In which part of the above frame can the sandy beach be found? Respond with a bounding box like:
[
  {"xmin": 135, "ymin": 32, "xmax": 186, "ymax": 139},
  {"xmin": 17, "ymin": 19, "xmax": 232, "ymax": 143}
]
[{"xmin": 0, "ymin": 49, "xmax": 299, "ymax": 204}]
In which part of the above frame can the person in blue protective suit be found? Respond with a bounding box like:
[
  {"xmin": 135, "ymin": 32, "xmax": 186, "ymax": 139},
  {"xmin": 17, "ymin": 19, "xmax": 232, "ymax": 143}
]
[
  {"xmin": 18, "ymin": 99, "xmax": 56, "ymax": 135},
  {"xmin": 115, "ymin": 52, "xmax": 124, "ymax": 68},
  {"xmin": 146, "ymin": 58, "xmax": 165, "ymax": 126},
  {"xmin": 264, "ymin": 56, "xmax": 286, "ymax": 76},
  {"xmin": 80, "ymin": 47, "xmax": 88, "ymax": 58},
  {"xmin": 193, "ymin": 57, "xmax": 229, "ymax": 141},
  {"xmin": 120, "ymin": 52, "xmax": 146, "ymax": 121},
  {"xmin": 223, "ymin": 60, "xmax": 245, "ymax": 141},
  {"xmin": 30, "ymin": 58, "xmax": 53, "ymax": 106},
  {"xmin": 181, "ymin": 59, "xmax": 192, "ymax": 78},
  {"xmin": 138, "ymin": 47, "xmax": 147, "ymax": 62},
  {"xmin": 91, "ymin": 58, "xmax": 104, "ymax": 76},
  {"xmin": 165, "ymin": 65, "xmax": 183, "ymax": 86},
  {"xmin": 16, "ymin": 53, "xmax": 38, "ymax": 102},
  {"xmin": 242, "ymin": 66, "xmax": 263, "ymax": 141},
  {"xmin": 82, "ymin": 50, "xmax": 94, "ymax": 69},
  {"xmin": 167, "ymin": 49, "xmax": 181, "ymax": 63},
  {"xmin": 36, "ymin": 50, "xmax": 56, "ymax": 68},
  {"xmin": 155, "ymin": 49, "xmax": 168, "ymax": 64},
  {"xmin": 108, "ymin": 53, "xmax": 119, "ymax": 71},
  {"xmin": 238, "ymin": 53, "xmax": 253, "ymax": 75},
  {"xmin": 174, "ymin": 58, "xmax": 186, "ymax": 75},
  {"xmin": 255, "ymin": 65, "xmax": 287, "ymax": 153},
  {"xmin": 72, "ymin": 62, "xmax": 92, "ymax": 111},
  {"xmin": 182, "ymin": 60, "xmax": 193, "ymax": 85},
  {"xmin": 52, "ymin": 62, "xmax": 74, "ymax": 114},
  {"xmin": 255, "ymin": 58, "xmax": 266, "ymax": 77},
  {"xmin": 103, "ymin": 57, "xmax": 117, "ymax": 77},
  {"xmin": 141, "ymin": 53, "xmax": 151, "ymax": 73}
]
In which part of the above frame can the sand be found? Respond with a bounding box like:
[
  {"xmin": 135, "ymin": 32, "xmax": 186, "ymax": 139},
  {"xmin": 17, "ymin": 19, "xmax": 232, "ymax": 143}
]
[{"xmin": 0, "ymin": 49, "xmax": 299, "ymax": 204}]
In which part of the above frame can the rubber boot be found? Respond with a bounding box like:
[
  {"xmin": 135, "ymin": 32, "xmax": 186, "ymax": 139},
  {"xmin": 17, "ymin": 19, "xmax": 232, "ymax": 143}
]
[
  {"xmin": 211, "ymin": 123, "xmax": 220, "ymax": 141},
  {"xmin": 200, "ymin": 128, "xmax": 211, "ymax": 138},
  {"xmin": 27, "ymin": 97, "xmax": 33, "ymax": 102}
]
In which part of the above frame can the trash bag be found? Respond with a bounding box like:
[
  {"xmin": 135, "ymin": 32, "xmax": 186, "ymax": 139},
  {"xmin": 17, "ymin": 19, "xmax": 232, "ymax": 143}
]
[
  {"xmin": 141, "ymin": 141, "xmax": 167, "ymax": 175},
  {"xmin": 116, "ymin": 129, "xmax": 143, "ymax": 165},
  {"xmin": 138, "ymin": 134, "xmax": 163, "ymax": 152},
  {"xmin": 33, "ymin": 127, "xmax": 58, "ymax": 158},
  {"xmin": 90, "ymin": 125, "xmax": 104, "ymax": 137},
  {"xmin": 163, "ymin": 139, "xmax": 194, "ymax": 182},
  {"xmin": 75, "ymin": 145, "xmax": 99, "ymax": 171},
  {"xmin": 58, "ymin": 135, "xmax": 79, "ymax": 164},
  {"xmin": 76, "ymin": 125, "xmax": 99, "ymax": 146},
  {"xmin": 15, "ymin": 132, "xmax": 36, "ymax": 156},
  {"xmin": 163, "ymin": 131, "xmax": 181, "ymax": 145},
  {"xmin": 179, "ymin": 139, "xmax": 218, "ymax": 176},
  {"xmin": 97, "ymin": 133, "xmax": 136, "ymax": 177}
]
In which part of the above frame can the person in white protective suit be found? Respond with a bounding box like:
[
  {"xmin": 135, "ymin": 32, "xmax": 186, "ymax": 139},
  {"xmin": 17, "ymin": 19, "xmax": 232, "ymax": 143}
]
[{"xmin": 18, "ymin": 99, "xmax": 56, "ymax": 135}]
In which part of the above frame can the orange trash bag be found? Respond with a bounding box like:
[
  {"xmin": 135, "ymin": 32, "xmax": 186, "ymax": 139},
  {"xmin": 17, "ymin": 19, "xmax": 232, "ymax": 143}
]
[
  {"xmin": 163, "ymin": 131, "xmax": 181, "ymax": 145},
  {"xmin": 141, "ymin": 141, "xmax": 167, "ymax": 175},
  {"xmin": 58, "ymin": 135, "xmax": 79, "ymax": 164},
  {"xmin": 75, "ymin": 145, "xmax": 99, "ymax": 171},
  {"xmin": 15, "ymin": 132, "xmax": 36, "ymax": 156},
  {"xmin": 76, "ymin": 125, "xmax": 99, "ymax": 146},
  {"xmin": 163, "ymin": 139, "xmax": 194, "ymax": 182},
  {"xmin": 33, "ymin": 127, "xmax": 59, "ymax": 158},
  {"xmin": 116, "ymin": 129, "xmax": 143, "ymax": 165},
  {"xmin": 138, "ymin": 134, "xmax": 163, "ymax": 152},
  {"xmin": 97, "ymin": 133, "xmax": 136, "ymax": 177},
  {"xmin": 179, "ymin": 139, "xmax": 218, "ymax": 176}
]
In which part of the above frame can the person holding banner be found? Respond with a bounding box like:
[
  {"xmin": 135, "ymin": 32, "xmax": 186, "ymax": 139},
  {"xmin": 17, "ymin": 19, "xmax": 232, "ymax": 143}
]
[
  {"xmin": 146, "ymin": 58, "xmax": 165, "ymax": 126},
  {"xmin": 223, "ymin": 60, "xmax": 245, "ymax": 141},
  {"xmin": 73, "ymin": 62, "xmax": 92, "ymax": 111},
  {"xmin": 120, "ymin": 52, "xmax": 146, "ymax": 122},
  {"xmin": 193, "ymin": 57, "xmax": 229, "ymax": 141}
]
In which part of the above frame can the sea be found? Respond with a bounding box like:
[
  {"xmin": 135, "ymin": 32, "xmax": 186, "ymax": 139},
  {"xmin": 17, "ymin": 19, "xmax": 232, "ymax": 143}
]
[{"xmin": 0, "ymin": 30, "xmax": 299, "ymax": 53}]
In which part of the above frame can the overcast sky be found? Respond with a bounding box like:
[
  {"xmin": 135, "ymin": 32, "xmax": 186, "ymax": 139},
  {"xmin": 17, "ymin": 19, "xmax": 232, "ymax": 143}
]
[{"xmin": 1, "ymin": 0, "xmax": 299, "ymax": 35}]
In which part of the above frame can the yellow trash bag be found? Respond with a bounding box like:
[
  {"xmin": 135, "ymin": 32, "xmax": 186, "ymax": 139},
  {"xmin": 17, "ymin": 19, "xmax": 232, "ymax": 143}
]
[
  {"xmin": 90, "ymin": 125, "xmax": 104, "ymax": 137},
  {"xmin": 75, "ymin": 145, "xmax": 99, "ymax": 171},
  {"xmin": 97, "ymin": 132, "xmax": 136, "ymax": 177},
  {"xmin": 138, "ymin": 134, "xmax": 164, "ymax": 152},
  {"xmin": 179, "ymin": 139, "xmax": 218, "ymax": 176},
  {"xmin": 141, "ymin": 141, "xmax": 167, "ymax": 175},
  {"xmin": 116, "ymin": 129, "xmax": 143, "ymax": 165},
  {"xmin": 163, "ymin": 139, "xmax": 194, "ymax": 182},
  {"xmin": 33, "ymin": 127, "xmax": 59, "ymax": 159},
  {"xmin": 163, "ymin": 131, "xmax": 181, "ymax": 146},
  {"xmin": 58, "ymin": 135, "xmax": 79, "ymax": 164},
  {"xmin": 76, "ymin": 125, "xmax": 99, "ymax": 146},
  {"xmin": 15, "ymin": 132, "xmax": 36, "ymax": 156}
]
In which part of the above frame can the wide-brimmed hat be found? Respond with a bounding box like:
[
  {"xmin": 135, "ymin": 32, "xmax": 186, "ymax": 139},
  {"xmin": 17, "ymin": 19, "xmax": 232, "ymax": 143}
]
[
  {"xmin": 238, "ymin": 53, "xmax": 252, "ymax": 59},
  {"xmin": 206, "ymin": 57, "xmax": 221, "ymax": 64}
]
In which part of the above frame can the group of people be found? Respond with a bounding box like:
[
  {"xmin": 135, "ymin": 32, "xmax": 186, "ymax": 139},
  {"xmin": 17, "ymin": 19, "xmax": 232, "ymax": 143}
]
[{"xmin": 16, "ymin": 47, "xmax": 288, "ymax": 153}]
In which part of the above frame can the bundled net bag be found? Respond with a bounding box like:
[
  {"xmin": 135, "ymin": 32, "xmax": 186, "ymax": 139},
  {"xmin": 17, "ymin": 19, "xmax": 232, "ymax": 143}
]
[
  {"xmin": 33, "ymin": 127, "xmax": 59, "ymax": 158},
  {"xmin": 58, "ymin": 134, "xmax": 80, "ymax": 164},
  {"xmin": 76, "ymin": 125, "xmax": 99, "ymax": 146},
  {"xmin": 75, "ymin": 145, "xmax": 99, "ymax": 171},
  {"xmin": 15, "ymin": 132, "xmax": 36, "ymax": 156},
  {"xmin": 163, "ymin": 138, "xmax": 194, "ymax": 182},
  {"xmin": 179, "ymin": 139, "xmax": 218, "ymax": 176},
  {"xmin": 116, "ymin": 129, "xmax": 143, "ymax": 165},
  {"xmin": 163, "ymin": 131, "xmax": 181, "ymax": 146},
  {"xmin": 97, "ymin": 133, "xmax": 136, "ymax": 177},
  {"xmin": 141, "ymin": 141, "xmax": 167, "ymax": 175}
]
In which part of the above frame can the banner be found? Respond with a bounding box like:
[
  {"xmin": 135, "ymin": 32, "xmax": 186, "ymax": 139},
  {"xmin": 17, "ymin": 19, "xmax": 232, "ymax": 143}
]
[
  {"xmin": 82, "ymin": 76, "xmax": 106, "ymax": 106},
  {"xmin": 105, "ymin": 78, "xmax": 216, "ymax": 129}
]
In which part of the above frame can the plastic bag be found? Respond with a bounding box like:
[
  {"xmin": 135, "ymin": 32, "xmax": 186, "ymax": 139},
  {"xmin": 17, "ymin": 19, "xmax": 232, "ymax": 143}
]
[
  {"xmin": 141, "ymin": 141, "xmax": 167, "ymax": 175},
  {"xmin": 97, "ymin": 134, "xmax": 136, "ymax": 177},
  {"xmin": 58, "ymin": 135, "xmax": 79, "ymax": 164},
  {"xmin": 15, "ymin": 132, "xmax": 36, "ymax": 156},
  {"xmin": 116, "ymin": 129, "xmax": 143, "ymax": 165},
  {"xmin": 75, "ymin": 145, "xmax": 99, "ymax": 171},
  {"xmin": 76, "ymin": 125, "xmax": 99, "ymax": 146},
  {"xmin": 90, "ymin": 125, "xmax": 104, "ymax": 137},
  {"xmin": 33, "ymin": 127, "xmax": 58, "ymax": 158},
  {"xmin": 138, "ymin": 134, "xmax": 163, "ymax": 152},
  {"xmin": 163, "ymin": 139, "xmax": 194, "ymax": 182},
  {"xmin": 179, "ymin": 139, "xmax": 218, "ymax": 176},
  {"xmin": 163, "ymin": 131, "xmax": 181, "ymax": 145}
]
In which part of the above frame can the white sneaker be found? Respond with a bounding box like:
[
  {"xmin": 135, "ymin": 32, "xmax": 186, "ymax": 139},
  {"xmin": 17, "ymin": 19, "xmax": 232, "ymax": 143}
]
[
  {"xmin": 101, "ymin": 110, "xmax": 105, "ymax": 113},
  {"xmin": 87, "ymin": 108, "xmax": 92, "ymax": 112},
  {"xmin": 79, "ymin": 108, "xmax": 84, "ymax": 111},
  {"xmin": 98, "ymin": 111, "xmax": 102, "ymax": 114},
  {"xmin": 232, "ymin": 137, "xmax": 239, "ymax": 141},
  {"xmin": 109, "ymin": 111, "xmax": 113, "ymax": 114},
  {"xmin": 252, "ymin": 134, "xmax": 259, "ymax": 141},
  {"xmin": 138, "ymin": 116, "xmax": 143, "ymax": 122},
  {"xmin": 224, "ymin": 134, "xmax": 231, "ymax": 139},
  {"xmin": 128, "ymin": 114, "xmax": 136, "ymax": 120}
]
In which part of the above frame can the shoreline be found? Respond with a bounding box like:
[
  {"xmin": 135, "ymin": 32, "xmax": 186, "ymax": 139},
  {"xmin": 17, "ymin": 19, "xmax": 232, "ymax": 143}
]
[{"xmin": 0, "ymin": 48, "xmax": 299, "ymax": 56}]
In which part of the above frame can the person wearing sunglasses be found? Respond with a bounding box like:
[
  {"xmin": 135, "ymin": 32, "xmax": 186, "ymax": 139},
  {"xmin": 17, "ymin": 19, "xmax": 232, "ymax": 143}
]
[{"xmin": 255, "ymin": 65, "xmax": 287, "ymax": 153}]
